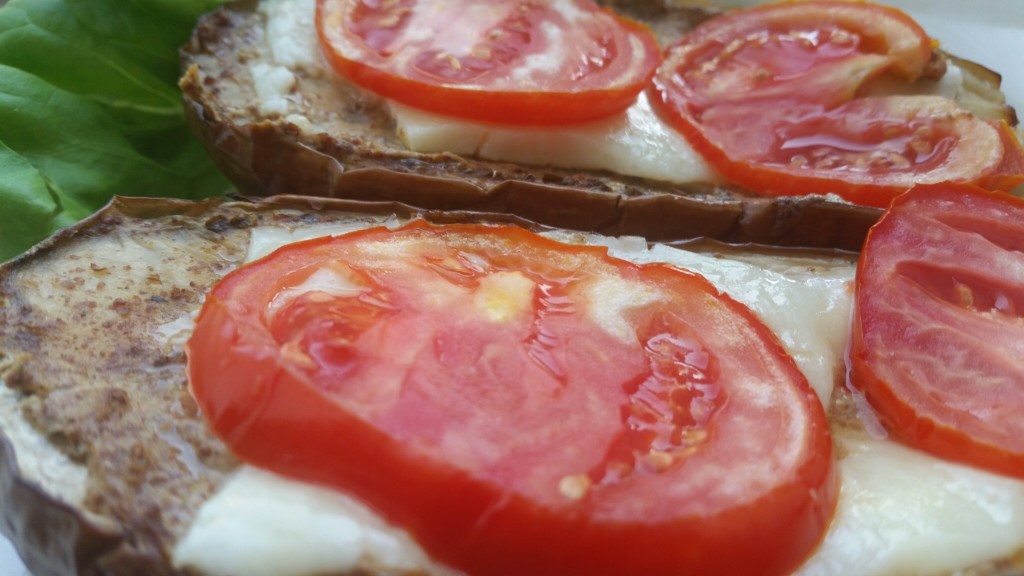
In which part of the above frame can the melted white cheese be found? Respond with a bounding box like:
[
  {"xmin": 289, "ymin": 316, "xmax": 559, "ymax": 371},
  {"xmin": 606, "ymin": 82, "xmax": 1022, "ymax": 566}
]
[
  {"xmin": 245, "ymin": 217, "xmax": 402, "ymax": 262},
  {"xmin": 862, "ymin": 63, "xmax": 964, "ymax": 101},
  {"xmin": 249, "ymin": 62, "xmax": 296, "ymax": 117},
  {"xmin": 172, "ymin": 222, "xmax": 1024, "ymax": 576},
  {"xmin": 260, "ymin": 0, "xmax": 322, "ymax": 73},
  {"xmin": 0, "ymin": 386, "xmax": 87, "ymax": 507},
  {"xmin": 173, "ymin": 467, "xmax": 455, "ymax": 576},
  {"xmin": 796, "ymin": 431, "xmax": 1024, "ymax": 576},
  {"xmin": 389, "ymin": 63, "xmax": 972, "ymax": 187},
  {"xmin": 391, "ymin": 92, "xmax": 722, "ymax": 185}
]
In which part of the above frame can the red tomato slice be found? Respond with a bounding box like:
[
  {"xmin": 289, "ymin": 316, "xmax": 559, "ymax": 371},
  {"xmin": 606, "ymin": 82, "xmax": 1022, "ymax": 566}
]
[
  {"xmin": 187, "ymin": 221, "xmax": 836, "ymax": 576},
  {"xmin": 650, "ymin": 1, "xmax": 1024, "ymax": 208},
  {"xmin": 316, "ymin": 0, "xmax": 661, "ymax": 126},
  {"xmin": 851, "ymin": 183, "xmax": 1024, "ymax": 479}
]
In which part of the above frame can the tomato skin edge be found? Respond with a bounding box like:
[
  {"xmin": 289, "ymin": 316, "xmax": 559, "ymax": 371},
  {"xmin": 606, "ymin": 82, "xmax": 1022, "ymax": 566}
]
[
  {"xmin": 696, "ymin": 0, "xmax": 934, "ymax": 81},
  {"xmin": 650, "ymin": 81, "xmax": 1024, "ymax": 208},
  {"xmin": 328, "ymin": 56, "xmax": 654, "ymax": 126},
  {"xmin": 849, "ymin": 183, "xmax": 1024, "ymax": 479},
  {"xmin": 315, "ymin": 0, "xmax": 662, "ymax": 126},
  {"xmin": 645, "ymin": 83, "xmax": 884, "ymax": 207},
  {"xmin": 849, "ymin": 339, "xmax": 1024, "ymax": 480},
  {"xmin": 649, "ymin": 0, "xmax": 1024, "ymax": 207},
  {"xmin": 977, "ymin": 121, "xmax": 1024, "ymax": 192},
  {"xmin": 186, "ymin": 222, "xmax": 839, "ymax": 576}
]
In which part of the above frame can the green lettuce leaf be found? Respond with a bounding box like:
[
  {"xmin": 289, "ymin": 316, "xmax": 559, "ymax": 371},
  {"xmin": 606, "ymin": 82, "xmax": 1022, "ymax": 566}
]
[
  {"xmin": 0, "ymin": 141, "xmax": 86, "ymax": 261},
  {"xmin": 0, "ymin": 0, "xmax": 229, "ymax": 262}
]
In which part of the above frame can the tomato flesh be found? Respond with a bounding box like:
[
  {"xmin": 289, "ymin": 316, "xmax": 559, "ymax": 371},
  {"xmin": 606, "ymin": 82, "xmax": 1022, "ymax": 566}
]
[
  {"xmin": 316, "ymin": 0, "xmax": 662, "ymax": 125},
  {"xmin": 651, "ymin": 1, "xmax": 1024, "ymax": 208},
  {"xmin": 187, "ymin": 221, "xmax": 836, "ymax": 576},
  {"xmin": 851, "ymin": 183, "xmax": 1024, "ymax": 479}
]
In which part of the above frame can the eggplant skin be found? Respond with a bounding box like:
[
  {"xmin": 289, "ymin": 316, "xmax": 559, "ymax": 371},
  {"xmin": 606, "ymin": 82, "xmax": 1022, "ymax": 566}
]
[
  {"xmin": 179, "ymin": 0, "xmax": 887, "ymax": 252},
  {"xmin": 0, "ymin": 435, "xmax": 124, "ymax": 576}
]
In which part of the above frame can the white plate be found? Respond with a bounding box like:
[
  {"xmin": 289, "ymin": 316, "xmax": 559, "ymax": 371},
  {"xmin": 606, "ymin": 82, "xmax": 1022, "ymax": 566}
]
[{"xmin": 1, "ymin": 1, "xmax": 1022, "ymax": 574}]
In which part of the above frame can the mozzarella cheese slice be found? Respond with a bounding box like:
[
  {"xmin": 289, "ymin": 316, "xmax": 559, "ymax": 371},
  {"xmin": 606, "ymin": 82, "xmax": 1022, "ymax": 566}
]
[
  {"xmin": 799, "ymin": 432, "xmax": 1024, "ymax": 576},
  {"xmin": 174, "ymin": 466, "xmax": 454, "ymax": 576},
  {"xmin": 171, "ymin": 222, "xmax": 1024, "ymax": 576},
  {"xmin": 390, "ymin": 92, "xmax": 722, "ymax": 185}
]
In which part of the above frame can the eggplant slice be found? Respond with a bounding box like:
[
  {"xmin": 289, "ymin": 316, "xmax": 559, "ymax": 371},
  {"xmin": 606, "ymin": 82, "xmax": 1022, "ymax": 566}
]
[
  {"xmin": 179, "ymin": 0, "xmax": 893, "ymax": 251},
  {"xmin": 4, "ymin": 197, "xmax": 1024, "ymax": 574}
]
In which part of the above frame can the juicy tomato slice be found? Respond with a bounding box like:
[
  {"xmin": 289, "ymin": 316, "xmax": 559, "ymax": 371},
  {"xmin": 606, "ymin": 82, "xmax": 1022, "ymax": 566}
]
[
  {"xmin": 650, "ymin": 1, "xmax": 1024, "ymax": 208},
  {"xmin": 851, "ymin": 183, "xmax": 1024, "ymax": 479},
  {"xmin": 187, "ymin": 221, "xmax": 836, "ymax": 576},
  {"xmin": 316, "ymin": 0, "xmax": 661, "ymax": 125}
]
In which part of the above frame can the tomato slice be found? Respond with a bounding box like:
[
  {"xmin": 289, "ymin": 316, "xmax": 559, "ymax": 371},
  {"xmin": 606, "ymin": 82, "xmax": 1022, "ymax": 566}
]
[
  {"xmin": 851, "ymin": 183, "xmax": 1024, "ymax": 479},
  {"xmin": 316, "ymin": 0, "xmax": 661, "ymax": 126},
  {"xmin": 187, "ymin": 221, "xmax": 836, "ymax": 576},
  {"xmin": 650, "ymin": 1, "xmax": 1024, "ymax": 208}
]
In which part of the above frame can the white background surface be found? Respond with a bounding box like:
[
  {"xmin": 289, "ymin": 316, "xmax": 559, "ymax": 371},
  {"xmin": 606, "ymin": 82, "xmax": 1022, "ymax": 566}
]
[
  {"xmin": 0, "ymin": 535, "xmax": 29, "ymax": 576},
  {"xmin": 0, "ymin": 1, "xmax": 1021, "ymax": 574}
]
